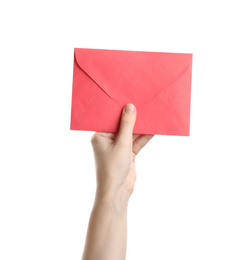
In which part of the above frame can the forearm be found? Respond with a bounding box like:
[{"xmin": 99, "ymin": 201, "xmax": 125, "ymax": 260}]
[{"xmin": 82, "ymin": 191, "xmax": 129, "ymax": 260}]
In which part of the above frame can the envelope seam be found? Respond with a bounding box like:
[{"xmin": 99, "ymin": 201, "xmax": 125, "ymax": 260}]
[
  {"xmin": 137, "ymin": 62, "xmax": 191, "ymax": 110},
  {"xmin": 74, "ymin": 53, "xmax": 121, "ymax": 109},
  {"xmin": 76, "ymin": 96, "xmax": 94, "ymax": 122},
  {"xmin": 167, "ymin": 96, "xmax": 185, "ymax": 132}
]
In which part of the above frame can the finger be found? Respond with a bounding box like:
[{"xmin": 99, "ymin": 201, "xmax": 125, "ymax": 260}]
[
  {"xmin": 133, "ymin": 134, "xmax": 154, "ymax": 155},
  {"xmin": 91, "ymin": 132, "xmax": 115, "ymax": 144},
  {"xmin": 133, "ymin": 134, "xmax": 141, "ymax": 142},
  {"xmin": 116, "ymin": 103, "xmax": 136, "ymax": 145},
  {"xmin": 95, "ymin": 132, "xmax": 115, "ymax": 140}
]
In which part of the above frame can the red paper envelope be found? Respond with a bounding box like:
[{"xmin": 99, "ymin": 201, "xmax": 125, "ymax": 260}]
[{"xmin": 70, "ymin": 48, "xmax": 192, "ymax": 136}]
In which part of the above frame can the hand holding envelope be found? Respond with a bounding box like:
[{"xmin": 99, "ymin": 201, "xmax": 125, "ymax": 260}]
[{"xmin": 70, "ymin": 48, "xmax": 192, "ymax": 136}]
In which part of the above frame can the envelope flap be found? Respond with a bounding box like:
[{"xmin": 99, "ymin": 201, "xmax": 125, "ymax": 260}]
[{"xmin": 74, "ymin": 48, "xmax": 192, "ymax": 107}]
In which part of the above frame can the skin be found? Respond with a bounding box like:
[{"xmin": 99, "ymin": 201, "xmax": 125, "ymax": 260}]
[{"xmin": 82, "ymin": 103, "xmax": 154, "ymax": 260}]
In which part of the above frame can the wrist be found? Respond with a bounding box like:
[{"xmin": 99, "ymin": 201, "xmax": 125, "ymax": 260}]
[{"xmin": 94, "ymin": 187, "xmax": 130, "ymax": 214}]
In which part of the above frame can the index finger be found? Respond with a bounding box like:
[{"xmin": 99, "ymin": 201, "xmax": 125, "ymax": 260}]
[{"xmin": 132, "ymin": 134, "xmax": 154, "ymax": 155}]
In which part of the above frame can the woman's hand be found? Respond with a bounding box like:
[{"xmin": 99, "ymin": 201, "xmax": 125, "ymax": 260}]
[
  {"xmin": 82, "ymin": 103, "xmax": 154, "ymax": 260},
  {"xmin": 91, "ymin": 103, "xmax": 154, "ymax": 208}
]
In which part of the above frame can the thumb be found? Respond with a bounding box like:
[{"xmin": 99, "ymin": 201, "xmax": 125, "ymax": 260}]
[{"xmin": 116, "ymin": 103, "xmax": 136, "ymax": 145}]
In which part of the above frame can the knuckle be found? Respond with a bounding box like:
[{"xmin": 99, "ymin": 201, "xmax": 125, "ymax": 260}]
[{"xmin": 90, "ymin": 133, "xmax": 99, "ymax": 144}]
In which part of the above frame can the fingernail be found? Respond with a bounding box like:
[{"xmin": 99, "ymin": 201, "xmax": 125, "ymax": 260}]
[{"xmin": 125, "ymin": 103, "xmax": 135, "ymax": 113}]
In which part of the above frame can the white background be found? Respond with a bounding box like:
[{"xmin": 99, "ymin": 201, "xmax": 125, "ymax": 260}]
[{"xmin": 0, "ymin": 1, "xmax": 246, "ymax": 259}]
